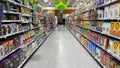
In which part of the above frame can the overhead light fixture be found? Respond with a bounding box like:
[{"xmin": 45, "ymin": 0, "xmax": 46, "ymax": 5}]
[
  {"xmin": 80, "ymin": 3, "xmax": 83, "ymax": 5},
  {"xmin": 44, "ymin": 0, "xmax": 48, "ymax": 2}
]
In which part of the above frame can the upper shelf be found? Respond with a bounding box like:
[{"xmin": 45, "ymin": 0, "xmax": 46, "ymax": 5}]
[
  {"xmin": 80, "ymin": 0, "xmax": 119, "ymax": 14},
  {"xmin": 1, "ymin": 0, "xmax": 34, "ymax": 10}
]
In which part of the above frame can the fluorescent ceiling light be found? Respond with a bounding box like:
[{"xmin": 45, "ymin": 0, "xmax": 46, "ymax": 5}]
[
  {"xmin": 44, "ymin": 0, "xmax": 48, "ymax": 2},
  {"xmin": 80, "ymin": 3, "xmax": 83, "ymax": 5}
]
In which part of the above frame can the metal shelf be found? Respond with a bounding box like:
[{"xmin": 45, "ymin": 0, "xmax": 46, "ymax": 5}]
[
  {"xmin": 0, "ymin": 29, "xmax": 29, "ymax": 39},
  {"xmin": 68, "ymin": 28, "xmax": 105, "ymax": 68},
  {"xmin": 2, "ymin": 0, "xmax": 34, "ymax": 10},
  {"xmin": 96, "ymin": 0, "xmax": 119, "ymax": 8},
  {"xmin": 31, "ymin": 26, "xmax": 41, "ymax": 30},
  {"xmin": 78, "ymin": 19, "xmax": 120, "ymax": 21},
  {"xmin": 80, "ymin": 0, "xmax": 119, "ymax": 14},
  {"xmin": 18, "ymin": 46, "xmax": 38, "ymax": 68},
  {"xmin": 0, "ymin": 47, "xmax": 19, "ymax": 61},
  {"xmin": 18, "ymin": 28, "xmax": 55, "ymax": 68},
  {"xmin": 78, "ymin": 26, "xmax": 120, "ymax": 40},
  {"xmin": 20, "ymin": 39, "xmax": 35, "ymax": 48},
  {"xmin": 0, "ymin": 38, "xmax": 35, "ymax": 62},
  {"xmin": 2, "ymin": 20, "xmax": 22, "ymax": 22},
  {"xmin": 74, "ymin": 27, "xmax": 120, "ymax": 61},
  {"xmin": 3, "ymin": 10, "xmax": 21, "ymax": 15}
]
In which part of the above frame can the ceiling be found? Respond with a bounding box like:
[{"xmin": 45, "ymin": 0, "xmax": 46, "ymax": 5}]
[{"xmin": 38, "ymin": 0, "xmax": 84, "ymax": 7}]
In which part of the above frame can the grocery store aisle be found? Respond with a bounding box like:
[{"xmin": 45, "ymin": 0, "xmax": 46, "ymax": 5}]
[{"xmin": 24, "ymin": 25, "xmax": 101, "ymax": 68}]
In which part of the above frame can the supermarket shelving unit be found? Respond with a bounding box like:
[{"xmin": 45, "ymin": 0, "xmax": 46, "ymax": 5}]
[
  {"xmin": 67, "ymin": 0, "xmax": 120, "ymax": 68},
  {"xmin": 0, "ymin": 0, "xmax": 56, "ymax": 68}
]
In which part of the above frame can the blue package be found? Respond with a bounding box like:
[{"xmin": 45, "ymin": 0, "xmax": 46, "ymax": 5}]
[{"xmin": 0, "ymin": 4, "xmax": 2, "ymax": 36}]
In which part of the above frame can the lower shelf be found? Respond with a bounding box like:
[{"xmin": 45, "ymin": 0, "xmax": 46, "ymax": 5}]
[
  {"xmin": 18, "ymin": 28, "xmax": 55, "ymax": 68},
  {"xmin": 68, "ymin": 28, "xmax": 105, "ymax": 68}
]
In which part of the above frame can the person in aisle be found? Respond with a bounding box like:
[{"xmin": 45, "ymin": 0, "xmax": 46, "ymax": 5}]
[{"xmin": 63, "ymin": 18, "xmax": 66, "ymax": 25}]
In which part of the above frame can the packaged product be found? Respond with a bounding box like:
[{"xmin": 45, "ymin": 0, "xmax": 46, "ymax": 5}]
[
  {"xmin": 8, "ymin": 40, "xmax": 13, "ymax": 51},
  {"xmin": 7, "ymin": 24, "xmax": 12, "ymax": 34},
  {"xmin": 93, "ymin": 43, "xmax": 97, "ymax": 56},
  {"xmin": 0, "ymin": 62, "xmax": 3, "ymax": 68},
  {"xmin": 109, "ymin": 58, "xmax": 119, "ymax": 68},
  {"xmin": 16, "ymin": 24, "xmax": 22, "ymax": 31},
  {"xmin": 102, "ymin": 21, "xmax": 110, "ymax": 34},
  {"xmin": 110, "ymin": 22, "xmax": 120, "ymax": 37},
  {"xmin": 100, "ymin": 35, "xmax": 109, "ymax": 49},
  {"xmin": 2, "ymin": 41, "xmax": 9, "ymax": 54},
  {"xmin": 0, "ymin": 42, "xmax": 4, "ymax": 57},
  {"xmin": 1, "ymin": 24, "xmax": 8, "ymax": 35},
  {"xmin": 100, "ymin": 50, "xmax": 106, "ymax": 65},
  {"xmin": 97, "ymin": 9, "xmax": 104, "ymax": 19},
  {"xmin": 88, "ymin": 40, "xmax": 92, "ymax": 52},
  {"xmin": 105, "ymin": 53, "xmax": 110, "ymax": 68},
  {"xmin": 96, "ymin": 47, "xmax": 101, "ymax": 60},
  {"xmin": 104, "ymin": 7, "xmax": 110, "ymax": 19},
  {"xmin": 94, "ymin": 33, "xmax": 100, "ymax": 44},
  {"xmin": 113, "ymin": 3, "xmax": 120, "ymax": 19},
  {"xmin": 110, "ymin": 22, "xmax": 115, "ymax": 35},
  {"xmin": 91, "ymin": 21, "xmax": 97, "ymax": 30},
  {"xmin": 109, "ymin": 38, "xmax": 120, "ymax": 57},
  {"xmin": 109, "ymin": 4, "xmax": 115, "ymax": 19},
  {"xmin": 83, "ymin": 21, "xmax": 90, "ymax": 28},
  {"xmin": 114, "ymin": 22, "xmax": 120, "ymax": 37}
]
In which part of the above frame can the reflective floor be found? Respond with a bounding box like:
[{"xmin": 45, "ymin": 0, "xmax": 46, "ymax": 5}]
[{"xmin": 24, "ymin": 25, "xmax": 101, "ymax": 68}]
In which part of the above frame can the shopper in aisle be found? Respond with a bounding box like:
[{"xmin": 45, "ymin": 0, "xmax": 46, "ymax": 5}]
[{"xmin": 63, "ymin": 18, "xmax": 66, "ymax": 25}]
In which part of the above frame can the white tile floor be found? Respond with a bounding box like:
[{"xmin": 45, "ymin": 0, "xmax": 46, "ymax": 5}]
[{"xmin": 24, "ymin": 25, "xmax": 101, "ymax": 68}]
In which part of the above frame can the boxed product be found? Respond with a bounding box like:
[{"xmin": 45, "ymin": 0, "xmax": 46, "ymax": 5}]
[
  {"xmin": 82, "ymin": 28, "xmax": 88, "ymax": 36},
  {"xmin": 13, "ymin": 37, "xmax": 20, "ymax": 48},
  {"xmin": 1, "ymin": 24, "xmax": 8, "ymax": 35},
  {"xmin": 8, "ymin": 40, "xmax": 14, "ymax": 51},
  {"xmin": 96, "ymin": 46, "xmax": 101, "ymax": 60},
  {"xmin": 114, "ymin": 22, "xmax": 120, "ymax": 37},
  {"xmin": 94, "ymin": 33, "xmax": 100, "ymax": 44},
  {"xmin": 99, "ymin": 35, "xmax": 109, "ymax": 49},
  {"xmin": 102, "ymin": 21, "xmax": 110, "ymax": 34},
  {"xmin": 88, "ymin": 41, "xmax": 97, "ymax": 56},
  {"xmin": 16, "ymin": 24, "xmax": 22, "ymax": 31},
  {"xmin": 7, "ymin": 24, "xmax": 12, "ymax": 34},
  {"xmin": 110, "ymin": 2, "xmax": 120, "ymax": 19},
  {"xmin": 10, "ymin": 23, "xmax": 17, "ymax": 33},
  {"xmin": 104, "ymin": 6, "xmax": 110, "ymax": 19},
  {"xmin": 109, "ymin": 38, "xmax": 120, "ymax": 57},
  {"xmin": 100, "ymin": 50, "xmax": 106, "ymax": 65},
  {"xmin": 105, "ymin": 53, "xmax": 111, "ymax": 68},
  {"xmin": 96, "ymin": 21, "xmax": 103, "ymax": 32},
  {"xmin": 2, "ymin": 41, "xmax": 9, "ymax": 54},
  {"xmin": 110, "ymin": 22, "xmax": 115, "ymax": 35},
  {"xmin": 83, "ymin": 21, "xmax": 90, "ymax": 28},
  {"xmin": 0, "ymin": 49, "xmax": 25, "ymax": 68},
  {"xmin": 92, "ymin": 43, "xmax": 97, "ymax": 56},
  {"xmin": 97, "ymin": 9, "xmax": 104, "ymax": 19},
  {"xmin": 110, "ymin": 22, "xmax": 120, "ymax": 37},
  {"xmin": 90, "ymin": 21, "xmax": 97, "ymax": 30},
  {"xmin": 1, "ymin": 23, "xmax": 18, "ymax": 35},
  {"xmin": 109, "ymin": 58, "xmax": 119, "ymax": 68}
]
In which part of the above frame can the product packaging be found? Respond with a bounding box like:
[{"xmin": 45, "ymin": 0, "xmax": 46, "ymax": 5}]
[{"xmin": 109, "ymin": 38, "xmax": 120, "ymax": 57}]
